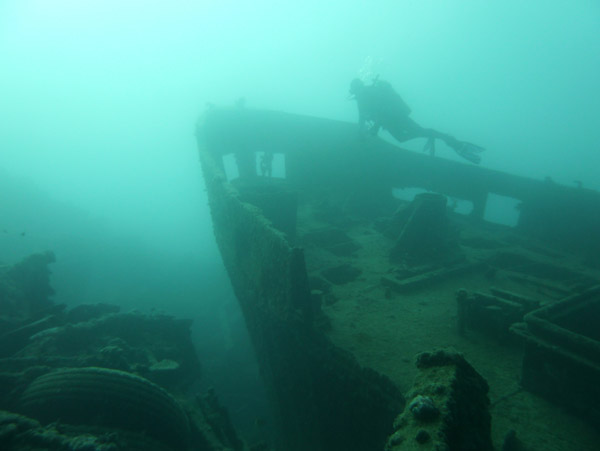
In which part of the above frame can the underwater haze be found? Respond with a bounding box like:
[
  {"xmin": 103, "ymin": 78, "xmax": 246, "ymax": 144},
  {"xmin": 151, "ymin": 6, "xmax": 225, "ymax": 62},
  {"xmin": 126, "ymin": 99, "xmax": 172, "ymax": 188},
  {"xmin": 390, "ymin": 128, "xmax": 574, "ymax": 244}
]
[
  {"xmin": 1, "ymin": 0, "xmax": 599, "ymax": 261},
  {"xmin": 2, "ymin": 0, "xmax": 599, "ymax": 335},
  {"xmin": 0, "ymin": 2, "xmax": 598, "ymax": 313},
  {"xmin": 1, "ymin": 1, "xmax": 599, "ymax": 445}
]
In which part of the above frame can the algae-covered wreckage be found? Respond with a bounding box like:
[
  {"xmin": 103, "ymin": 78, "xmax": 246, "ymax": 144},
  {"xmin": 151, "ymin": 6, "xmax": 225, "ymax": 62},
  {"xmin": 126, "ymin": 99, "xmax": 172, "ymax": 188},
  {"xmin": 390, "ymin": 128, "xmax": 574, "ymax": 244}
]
[
  {"xmin": 0, "ymin": 253, "xmax": 244, "ymax": 450},
  {"xmin": 197, "ymin": 107, "xmax": 600, "ymax": 451}
]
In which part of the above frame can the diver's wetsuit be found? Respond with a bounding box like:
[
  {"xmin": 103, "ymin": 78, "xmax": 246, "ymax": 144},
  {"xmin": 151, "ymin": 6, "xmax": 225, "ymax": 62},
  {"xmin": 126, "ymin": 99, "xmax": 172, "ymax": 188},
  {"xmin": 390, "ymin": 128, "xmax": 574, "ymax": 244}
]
[{"xmin": 350, "ymin": 78, "xmax": 483, "ymax": 164}]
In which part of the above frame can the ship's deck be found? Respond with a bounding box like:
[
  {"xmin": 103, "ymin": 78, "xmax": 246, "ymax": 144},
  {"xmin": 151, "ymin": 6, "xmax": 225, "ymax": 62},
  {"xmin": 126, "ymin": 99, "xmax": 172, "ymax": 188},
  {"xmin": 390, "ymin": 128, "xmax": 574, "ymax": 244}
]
[
  {"xmin": 198, "ymin": 107, "xmax": 600, "ymax": 450},
  {"xmin": 297, "ymin": 198, "xmax": 599, "ymax": 450}
]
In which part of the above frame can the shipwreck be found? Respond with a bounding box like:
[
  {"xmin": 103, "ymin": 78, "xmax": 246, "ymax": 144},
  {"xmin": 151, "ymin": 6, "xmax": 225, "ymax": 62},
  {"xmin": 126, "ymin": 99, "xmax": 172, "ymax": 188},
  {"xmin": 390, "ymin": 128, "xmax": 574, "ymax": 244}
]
[{"xmin": 196, "ymin": 107, "xmax": 600, "ymax": 451}]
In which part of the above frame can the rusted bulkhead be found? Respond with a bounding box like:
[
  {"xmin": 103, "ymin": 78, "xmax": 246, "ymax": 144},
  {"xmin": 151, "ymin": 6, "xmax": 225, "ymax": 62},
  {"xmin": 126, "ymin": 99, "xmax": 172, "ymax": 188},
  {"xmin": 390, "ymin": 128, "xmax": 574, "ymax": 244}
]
[{"xmin": 197, "ymin": 108, "xmax": 404, "ymax": 451}]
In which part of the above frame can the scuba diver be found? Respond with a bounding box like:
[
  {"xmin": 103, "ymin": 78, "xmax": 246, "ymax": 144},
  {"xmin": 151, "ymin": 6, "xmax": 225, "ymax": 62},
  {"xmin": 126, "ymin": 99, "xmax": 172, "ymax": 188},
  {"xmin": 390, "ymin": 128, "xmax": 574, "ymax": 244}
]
[{"xmin": 349, "ymin": 77, "xmax": 484, "ymax": 164}]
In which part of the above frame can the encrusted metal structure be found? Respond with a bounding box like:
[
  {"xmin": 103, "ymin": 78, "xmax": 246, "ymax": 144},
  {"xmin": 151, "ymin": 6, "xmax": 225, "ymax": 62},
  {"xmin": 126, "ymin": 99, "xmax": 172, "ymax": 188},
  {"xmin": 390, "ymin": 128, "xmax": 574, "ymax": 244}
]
[{"xmin": 196, "ymin": 107, "xmax": 600, "ymax": 450}]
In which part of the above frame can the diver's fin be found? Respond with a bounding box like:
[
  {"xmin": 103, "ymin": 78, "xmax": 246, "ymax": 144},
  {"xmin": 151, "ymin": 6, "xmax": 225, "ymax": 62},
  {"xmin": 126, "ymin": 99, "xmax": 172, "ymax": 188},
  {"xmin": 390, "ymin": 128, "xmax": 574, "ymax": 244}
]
[{"xmin": 453, "ymin": 141, "xmax": 484, "ymax": 164}]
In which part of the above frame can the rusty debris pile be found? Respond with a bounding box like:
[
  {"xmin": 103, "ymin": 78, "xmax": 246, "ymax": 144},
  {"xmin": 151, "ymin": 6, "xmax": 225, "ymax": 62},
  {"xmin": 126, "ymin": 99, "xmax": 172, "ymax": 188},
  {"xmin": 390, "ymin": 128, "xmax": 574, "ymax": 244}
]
[{"xmin": 0, "ymin": 253, "xmax": 243, "ymax": 451}]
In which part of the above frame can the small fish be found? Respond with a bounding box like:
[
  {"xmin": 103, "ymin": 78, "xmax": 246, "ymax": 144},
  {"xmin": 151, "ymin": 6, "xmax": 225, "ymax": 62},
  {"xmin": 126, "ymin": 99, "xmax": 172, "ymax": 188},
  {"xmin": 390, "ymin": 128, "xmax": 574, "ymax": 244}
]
[{"xmin": 20, "ymin": 232, "xmax": 26, "ymax": 237}]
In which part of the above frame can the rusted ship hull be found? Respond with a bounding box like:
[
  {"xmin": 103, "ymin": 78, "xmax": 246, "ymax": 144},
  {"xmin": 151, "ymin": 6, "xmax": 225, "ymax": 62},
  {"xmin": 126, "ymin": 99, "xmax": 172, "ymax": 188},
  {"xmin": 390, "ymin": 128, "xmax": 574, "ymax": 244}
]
[{"xmin": 197, "ymin": 108, "xmax": 600, "ymax": 450}]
